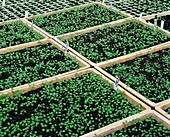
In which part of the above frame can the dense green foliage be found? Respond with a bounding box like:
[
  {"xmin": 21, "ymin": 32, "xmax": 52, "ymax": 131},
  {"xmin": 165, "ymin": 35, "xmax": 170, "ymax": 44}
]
[
  {"xmin": 104, "ymin": 49, "xmax": 170, "ymax": 102},
  {"xmin": 0, "ymin": 21, "xmax": 42, "ymax": 48},
  {"xmin": 64, "ymin": 22, "xmax": 170, "ymax": 63},
  {"xmin": 31, "ymin": 5, "xmax": 125, "ymax": 36},
  {"xmin": 104, "ymin": 117, "xmax": 170, "ymax": 136},
  {"xmin": 0, "ymin": 43, "xmax": 80, "ymax": 91},
  {"xmin": 0, "ymin": 73, "xmax": 142, "ymax": 136}
]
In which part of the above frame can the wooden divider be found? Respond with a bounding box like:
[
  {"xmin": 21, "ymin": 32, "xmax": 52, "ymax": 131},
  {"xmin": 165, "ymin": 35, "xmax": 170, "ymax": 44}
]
[
  {"xmin": 0, "ymin": 18, "xmax": 19, "ymax": 26},
  {"xmin": 81, "ymin": 110, "xmax": 170, "ymax": 137},
  {"xmin": 97, "ymin": 41, "xmax": 170, "ymax": 68},
  {"xmin": 142, "ymin": 10, "xmax": 170, "ymax": 21},
  {"xmin": 156, "ymin": 99, "xmax": 170, "ymax": 120},
  {"xmin": 56, "ymin": 17, "xmax": 132, "ymax": 40},
  {"xmin": 0, "ymin": 38, "xmax": 48, "ymax": 54}
]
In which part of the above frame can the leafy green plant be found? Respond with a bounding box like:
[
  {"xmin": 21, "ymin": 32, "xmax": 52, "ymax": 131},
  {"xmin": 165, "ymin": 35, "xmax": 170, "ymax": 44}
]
[
  {"xmin": 0, "ymin": 73, "xmax": 142, "ymax": 136},
  {"xmin": 31, "ymin": 4, "xmax": 125, "ymax": 36},
  {"xmin": 0, "ymin": 21, "xmax": 42, "ymax": 49},
  {"xmin": 63, "ymin": 21, "xmax": 170, "ymax": 63},
  {"xmin": 104, "ymin": 49, "xmax": 170, "ymax": 103},
  {"xmin": 104, "ymin": 117, "xmax": 170, "ymax": 136},
  {"xmin": 0, "ymin": 43, "xmax": 80, "ymax": 91}
]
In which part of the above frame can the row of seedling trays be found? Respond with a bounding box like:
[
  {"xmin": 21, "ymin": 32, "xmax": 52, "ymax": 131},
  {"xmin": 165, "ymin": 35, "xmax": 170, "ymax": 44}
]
[
  {"xmin": 0, "ymin": 0, "xmax": 89, "ymax": 21},
  {"xmin": 111, "ymin": 0, "xmax": 170, "ymax": 16},
  {"xmin": 0, "ymin": 1, "xmax": 170, "ymax": 136},
  {"xmin": 1, "ymin": 0, "xmax": 170, "ymax": 21}
]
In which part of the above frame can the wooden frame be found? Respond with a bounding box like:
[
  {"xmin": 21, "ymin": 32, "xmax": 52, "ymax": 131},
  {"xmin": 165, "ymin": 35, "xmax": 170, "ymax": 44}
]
[
  {"xmin": 81, "ymin": 110, "xmax": 170, "ymax": 137},
  {"xmin": 0, "ymin": 38, "xmax": 90, "ymax": 95},
  {"xmin": 0, "ymin": 18, "xmax": 47, "ymax": 51},
  {"xmin": 0, "ymin": 68, "xmax": 150, "ymax": 136},
  {"xmin": 97, "ymin": 40, "xmax": 170, "ymax": 68},
  {"xmin": 95, "ymin": 41, "xmax": 170, "ymax": 107},
  {"xmin": 23, "ymin": 1, "xmax": 132, "ymax": 40},
  {"xmin": 142, "ymin": 10, "xmax": 170, "ymax": 21},
  {"xmin": 54, "ymin": 17, "xmax": 170, "ymax": 67},
  {"xmin": 156, "ymin": 99, "xmax": 170, "ymax": 120},
  {"xmin": 0, "ymin": 18, "xmax": 18, "ymax": 26}
]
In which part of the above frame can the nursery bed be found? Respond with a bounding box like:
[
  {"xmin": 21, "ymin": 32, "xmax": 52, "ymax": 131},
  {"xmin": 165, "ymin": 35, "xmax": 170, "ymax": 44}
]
[
  {"xmin": 29, "ymin": 3, "xmax": 126, "ymax": 36},
  {"xmin": 60, "ymin": 20, "xmax": 170, "ymax": 63},
  {"xmin": 103, "ymin": 48, "xmax": 170, "ymax": 105},
  {"xmin": 0, "ymin": 69, "xmax": 149, "ymax": 137},
  {"xmin": 0, "ymin": 39, "xmax": 84, "ymax": 92},
  {"xmin": 0, "ymin": 20, "xmax": 44, "ymax": 49}
]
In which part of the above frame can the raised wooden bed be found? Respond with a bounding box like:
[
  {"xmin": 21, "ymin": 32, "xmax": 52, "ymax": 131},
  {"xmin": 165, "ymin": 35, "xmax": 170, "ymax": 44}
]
[
  {"xmin": 0, "ymin": 68, "xmax": 150, "ymax": 136},
  {"xmin": 95, "ymin": 43, "xmax": 170, "ymax": 107},
  {"xmin": 156, "ymin": 99, "xmax": 170, "ymax": 120},
  {"xmin": 24, "ymin": 1, "xmax": 131, "ymax": 39},
  {"xmin": 82, "ymin": 110, "xmax": 170, "ymax": 137},
  {"xmin": 0, "ymin": 18, "xmax": 47, "ymax": 50},
  {"xmin": 55, "ymin": 17, "xmax": 170, "ymax": 67},
  {"xmin": 0, "ymin": 38, "xmax": 89, "ymax": 96}
]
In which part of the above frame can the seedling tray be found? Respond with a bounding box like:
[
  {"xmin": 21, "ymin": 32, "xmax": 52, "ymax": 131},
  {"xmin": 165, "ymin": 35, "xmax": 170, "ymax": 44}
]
[
  {"xmin": 111, "ymin": 0, "xmax": 170, "ymax": 17},
  {"xmin": 83, "ymin": 110, "xmax": 170, "ymax": 137},
  {"xmin": 96, "ymin": 45, "xmax": 170, "ymax": 107},
  {"xmin": 0, "ymin": 19, "xmax": 47, "ymax": 50},
  {"xmin": 26, "ymin": 2, "xmax": 128, "ymax": 37},
  {"xmin": 0, "ymin": 0, "xmax": 90, "ymax": 20},
  {"xmin": 156, "ymin": 99, "xmax": 170, "ymax": 120},
  {"xmin": 0, "ymin": 7, "xmax": 16, "ymax": 22},
  {"xmin": 0, "ymin": 38, "xmax": 89, "ymax": 95},
  {"xmin": 0, "ymin": 68, "xmax": 150, "ymax": 136},
  {"xmin": 57, "ymin": 18, "xmax": 170, "ymax": 66}
]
